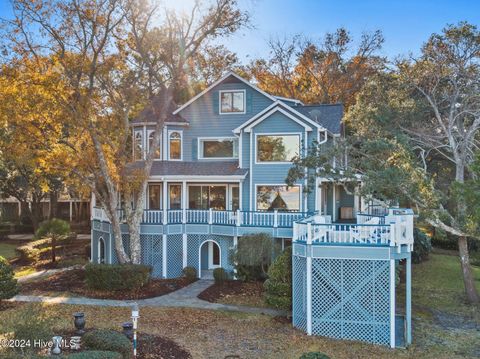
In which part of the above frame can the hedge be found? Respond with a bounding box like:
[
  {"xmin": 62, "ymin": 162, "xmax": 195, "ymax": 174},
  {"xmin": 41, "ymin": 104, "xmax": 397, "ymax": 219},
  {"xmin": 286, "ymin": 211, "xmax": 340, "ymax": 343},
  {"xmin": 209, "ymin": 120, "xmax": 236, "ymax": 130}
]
[
  {"xmin": 182, "ymin": 266, "xmax": 197, "ymax": 280},
  {"xmin": 264, "ymin": 247, "xmax": 292, "ymax": 310},
  {"xmin": 85, "ymin": 263, "xmax": 152, "ymax": 291},
  {"xmin": 213, "ymin": 267, "xmax": 228, "ymax": 284},
  {"xmin": 82, "ymin": 330, "xmax": 131, "ymax": 358},
  {"xmin": 0, "ymin": 256, "xmax": 18, "ymax": 299}
]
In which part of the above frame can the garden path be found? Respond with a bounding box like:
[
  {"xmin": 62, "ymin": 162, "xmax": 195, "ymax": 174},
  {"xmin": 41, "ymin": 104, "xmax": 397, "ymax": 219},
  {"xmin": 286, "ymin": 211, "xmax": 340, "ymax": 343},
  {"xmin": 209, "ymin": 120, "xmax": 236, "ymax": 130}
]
[{"xmin": 7, "ymin": 279, "xmax": 287, "ymax": 316}]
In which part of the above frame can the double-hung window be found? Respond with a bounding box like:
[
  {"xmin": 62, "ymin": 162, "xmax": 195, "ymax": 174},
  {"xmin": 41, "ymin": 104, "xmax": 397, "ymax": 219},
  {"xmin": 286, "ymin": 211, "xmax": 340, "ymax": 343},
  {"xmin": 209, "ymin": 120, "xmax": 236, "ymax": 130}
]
[
  {"xmin": 169, "ymin": 131, "xmax": 182, "ymax": 160},
  {"xmin": 133, "ymin": 129, "xmax": 143, "ymax": 160},
  {"xmin": 256, "ymin": 185, "xmax": 301, "ymax": 211},
  {"xmin": 220, "ymin": 90, "xmax": 245, "ymax": 114},
  {"xmin": 147, "ymin": 130, "xmax": 161, "ymax": 159}
]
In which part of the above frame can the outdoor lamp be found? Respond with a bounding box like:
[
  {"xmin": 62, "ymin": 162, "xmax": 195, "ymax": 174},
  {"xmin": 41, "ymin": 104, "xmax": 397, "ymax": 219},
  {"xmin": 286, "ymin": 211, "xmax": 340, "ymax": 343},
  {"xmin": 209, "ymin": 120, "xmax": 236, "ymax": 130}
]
[{"xmin": 131, "ymin": 303, "xmax": 139, "ymax": 357}]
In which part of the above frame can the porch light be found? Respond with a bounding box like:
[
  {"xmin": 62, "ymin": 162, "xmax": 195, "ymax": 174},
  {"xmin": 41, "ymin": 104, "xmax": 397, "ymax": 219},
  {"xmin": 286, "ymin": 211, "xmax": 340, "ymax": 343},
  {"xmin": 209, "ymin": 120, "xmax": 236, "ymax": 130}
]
[{"xmin": 131, "ymin": 303, "xmax": 139, "ymax": 357}]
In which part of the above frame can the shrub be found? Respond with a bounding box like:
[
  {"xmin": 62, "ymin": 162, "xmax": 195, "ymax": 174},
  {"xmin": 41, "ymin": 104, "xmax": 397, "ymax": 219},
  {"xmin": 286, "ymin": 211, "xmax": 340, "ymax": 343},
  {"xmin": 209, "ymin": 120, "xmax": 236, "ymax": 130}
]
[
  {"xmin": 0, "ymin": 256, "xmax": 18, "ymax": 299},
  {"xmin": 4, "ymin": 304, "xmax": 54, "ymax": 354},
  {"xmin": 299, "ymin": 352, "xmax": 330, "ymax": 359},
  {"xmin": 412, "ymin": 228, "xmax": 432, "ymax": 263},
  {"xmin": 264, "ymin": 247, "xmax": 292, "ymax": 309},
  {"xmin": 34, "ymin": 218, "xmax": 71, "ymax": 263},
  {"xmin": 182, "ymin": 266, "xmax": 197, "ymax": 280},
  {"xmin": 67, "ymin": 350, "xmax": 123, "ymax": 359},
  {"xmin": 230, "ymin": 233, "xmax": 273, "ymax": 281},
  {"xmin": 213, "ymin": 267, "xmax": 228, "ymax": 284},
  {"xmin": 82, "ymin": 330, "xmax": 131, "ymax": 358},
  {"xmin": 85, "ymin": 263, "xmax": 152, "ymax": 291}
]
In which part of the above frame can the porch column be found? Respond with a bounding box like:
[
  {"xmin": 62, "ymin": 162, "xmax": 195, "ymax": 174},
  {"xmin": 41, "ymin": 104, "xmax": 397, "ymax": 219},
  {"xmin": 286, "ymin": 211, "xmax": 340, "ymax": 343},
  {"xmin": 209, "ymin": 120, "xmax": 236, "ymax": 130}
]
[
  {"xmin": 182, "ymin": 233, "xmax": 187, "ymax": 269},
  {"xmin": 162, "ymin": 181, "xmax": 168, "ymax": 224},
  {"xmin": 317, "ymin": 180, "xmax": 323, "ymax": 215},
  {"xmin": 332, "ymin": 184, "xmax": 337, "ymax": 222},
  {"xmin": 182, "ymin": 181, "xmax": 187, "ymax": 223},
  {"xmin": 353, "ymin": 184, "xmax": 360, "ymax": 217}
]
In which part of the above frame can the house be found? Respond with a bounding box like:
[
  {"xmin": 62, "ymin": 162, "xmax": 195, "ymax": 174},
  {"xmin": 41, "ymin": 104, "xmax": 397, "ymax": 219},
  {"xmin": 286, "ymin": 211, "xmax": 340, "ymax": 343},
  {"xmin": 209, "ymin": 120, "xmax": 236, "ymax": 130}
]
[{"xmin": 91, "ymin": 71, "xmax": 414, "ymax": 348}]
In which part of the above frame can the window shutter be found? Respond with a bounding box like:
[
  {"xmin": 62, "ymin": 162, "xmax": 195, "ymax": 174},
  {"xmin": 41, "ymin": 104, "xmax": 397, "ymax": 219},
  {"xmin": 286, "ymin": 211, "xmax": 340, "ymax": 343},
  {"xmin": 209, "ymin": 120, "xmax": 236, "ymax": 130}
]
[
  {"xmin": 212, "ymin": 91, "xmax": 219, "ymax": 114},
  {"xmin": 246, "ymin": 90, "xmax": 253, "ymax": 113},
  {"xmin": 192, "ymin": 138, "xmax": 198, "ymax": 160}
]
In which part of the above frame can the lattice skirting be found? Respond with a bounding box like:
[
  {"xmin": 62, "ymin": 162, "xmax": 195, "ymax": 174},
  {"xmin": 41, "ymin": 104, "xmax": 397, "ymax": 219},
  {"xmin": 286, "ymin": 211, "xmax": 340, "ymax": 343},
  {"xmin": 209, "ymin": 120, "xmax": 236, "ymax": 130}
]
[
  {"xmin": 94, "ymin": 232, "xmax": 236, "ymax": 279},
  {"xmin": 293, "ymin": 254, "xmax": 392, "ymax": 346}
]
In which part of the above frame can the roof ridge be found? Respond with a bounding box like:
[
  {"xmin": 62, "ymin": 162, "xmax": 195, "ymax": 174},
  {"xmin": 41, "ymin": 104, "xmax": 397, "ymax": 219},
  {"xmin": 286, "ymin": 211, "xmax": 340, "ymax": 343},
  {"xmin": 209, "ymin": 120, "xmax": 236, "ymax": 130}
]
[{"xmin": 298, "ymin": 103, "xmax": 343, "ymax": 107}]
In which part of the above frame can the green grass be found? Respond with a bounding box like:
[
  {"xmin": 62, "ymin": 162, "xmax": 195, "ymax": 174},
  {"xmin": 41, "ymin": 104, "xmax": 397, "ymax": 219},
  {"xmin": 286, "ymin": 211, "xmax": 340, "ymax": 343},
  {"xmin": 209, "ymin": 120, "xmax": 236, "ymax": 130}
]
[
  {"xmin": 0, "ymin": 242, "xmax": 18, "ymax": 259},
  {"xmin": 411, "ymin": 253, "xmax": 480, "ymax": 316}
]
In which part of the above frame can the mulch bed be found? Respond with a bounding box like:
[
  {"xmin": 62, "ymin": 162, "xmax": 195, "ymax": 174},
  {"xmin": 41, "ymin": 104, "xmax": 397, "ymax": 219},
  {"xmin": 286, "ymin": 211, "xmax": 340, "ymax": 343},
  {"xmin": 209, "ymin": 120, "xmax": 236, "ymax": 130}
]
[
  {"xmin": 137, "ymin": 332, "xmax": 191, "ymax": 359},
  {"xmin": 197, "ymin": 280, "xmax": 264, "ymax": 303},
  {"xmin": 20, "ymin": 268, "xmax": 196, "ymax": 300}
]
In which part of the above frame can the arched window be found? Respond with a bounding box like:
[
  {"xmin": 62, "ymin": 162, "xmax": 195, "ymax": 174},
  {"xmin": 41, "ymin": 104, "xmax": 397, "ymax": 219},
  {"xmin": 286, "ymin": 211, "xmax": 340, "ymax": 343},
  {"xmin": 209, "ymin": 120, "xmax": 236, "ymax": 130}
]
[
  {"xmin": 169, "ymin": 131, "xmax": 182, "ymax": 160},
  {"xmin": 148, "ymin": 131, "xmax": 161, "ymax": 159},
  {"xmin": 98, "ymin": 237, "xmax": 106, "ymax": 264},
  {"xmin": 134, "ymin": 130, "xmax": 143, "ymax": 160}
]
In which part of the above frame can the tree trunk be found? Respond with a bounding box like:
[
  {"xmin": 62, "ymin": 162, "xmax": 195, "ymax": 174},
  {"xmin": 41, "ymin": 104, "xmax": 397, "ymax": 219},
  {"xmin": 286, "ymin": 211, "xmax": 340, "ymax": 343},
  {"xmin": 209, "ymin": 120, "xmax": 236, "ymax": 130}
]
[
  {"xmin": 455, "ymin": 162, "xmax": 479, "ymax": 303},
  {"xmin": 29, "ymin": 200, "xmax": 43, "ymax": 233},
  {"xmin": 51, "ymin": 235, "xmax": 56, "ymax": 263},
  {"xmin": 49, "ymin": 191, "xmax": 59, "ymax": 219},
  {"xmin": 458, "ymin": 236, "xmax": 479, "ymax": 303}
]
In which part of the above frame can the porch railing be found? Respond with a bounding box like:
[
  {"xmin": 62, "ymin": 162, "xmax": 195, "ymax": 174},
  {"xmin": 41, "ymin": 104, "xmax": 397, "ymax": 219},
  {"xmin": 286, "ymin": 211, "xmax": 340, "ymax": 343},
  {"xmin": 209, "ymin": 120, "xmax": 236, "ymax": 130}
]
[{"xmin": 92, "ymin": 207, "xmax": 311, "ymax": 228}]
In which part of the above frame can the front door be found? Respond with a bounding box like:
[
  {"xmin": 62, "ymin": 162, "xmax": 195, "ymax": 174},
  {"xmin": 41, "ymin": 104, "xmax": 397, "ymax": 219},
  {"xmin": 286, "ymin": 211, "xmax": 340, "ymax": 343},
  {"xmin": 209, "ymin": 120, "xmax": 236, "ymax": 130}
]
[{"xmin": 208, "ymin": 241, "xmax": 221, "ymax": 269}]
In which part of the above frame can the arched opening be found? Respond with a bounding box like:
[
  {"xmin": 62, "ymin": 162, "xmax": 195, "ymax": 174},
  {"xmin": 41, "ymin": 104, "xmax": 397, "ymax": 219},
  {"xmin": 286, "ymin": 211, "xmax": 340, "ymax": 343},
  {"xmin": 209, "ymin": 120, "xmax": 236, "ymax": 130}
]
[
  {"xmin": 98, "ymin": 237, "xmax": 106, "ymax": 264},
  {"xmin": 199, "ymin": 240, "xmax": 221, "ymax": 278}
]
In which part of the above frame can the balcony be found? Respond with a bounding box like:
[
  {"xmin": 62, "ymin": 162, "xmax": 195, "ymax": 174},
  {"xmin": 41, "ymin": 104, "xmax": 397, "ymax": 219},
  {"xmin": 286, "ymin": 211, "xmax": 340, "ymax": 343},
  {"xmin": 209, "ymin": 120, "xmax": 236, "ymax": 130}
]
[
  {"xmin": 92, "ymin": 207, "xmax": 311, "ymax": 229},
  {"xmin": 293, "ymin": 209, "xmax": 414, "ymax": 249}
]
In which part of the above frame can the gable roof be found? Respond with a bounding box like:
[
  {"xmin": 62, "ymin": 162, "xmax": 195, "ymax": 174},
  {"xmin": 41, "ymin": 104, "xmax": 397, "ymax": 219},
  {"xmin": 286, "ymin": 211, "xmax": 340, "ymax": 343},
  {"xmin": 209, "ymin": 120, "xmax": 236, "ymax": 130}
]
[
  {"xmin": 293, "ymin": 104, "xmax": 343, "ymax": 135},
  {"xmin": 233, "ymin": 100, "xmax": 327, "ymax": 134},
  {"xmin": 172, "ymin": 71, "xmax": 277, "ymax": 115},
  {"xmin": 242, "ymin": 106, "xmax": 313, "ymax": 132}
]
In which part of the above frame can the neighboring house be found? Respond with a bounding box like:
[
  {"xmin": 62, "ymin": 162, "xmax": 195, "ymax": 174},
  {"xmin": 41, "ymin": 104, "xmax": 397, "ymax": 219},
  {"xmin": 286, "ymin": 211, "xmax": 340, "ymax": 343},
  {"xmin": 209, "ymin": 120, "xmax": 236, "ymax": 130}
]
[{"xmin": 91, "ymin": 71, "xmax": 414, "ymax": 348}]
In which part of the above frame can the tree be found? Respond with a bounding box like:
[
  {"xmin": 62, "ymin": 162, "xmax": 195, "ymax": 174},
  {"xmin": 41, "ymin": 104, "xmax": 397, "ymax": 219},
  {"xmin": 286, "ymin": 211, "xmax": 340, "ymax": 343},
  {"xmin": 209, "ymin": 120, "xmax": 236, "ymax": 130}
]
[
  {"xmin": 35, "ymin": 218, "xmax": 71, "ymax": 263},
  {"xmin": 2, "ymin": 0, "xmax": 248, "ymax": 264},
  {"xmin": 0, "ymin": 58, "xmax": 69, "ymax": 232},
  {"xmin": 287, "ymin": 23, "xmax": 480, "ymax": 304},
  {"xmin": 248, "ymin": 28, "xmax": 385, "ymax": 109}
]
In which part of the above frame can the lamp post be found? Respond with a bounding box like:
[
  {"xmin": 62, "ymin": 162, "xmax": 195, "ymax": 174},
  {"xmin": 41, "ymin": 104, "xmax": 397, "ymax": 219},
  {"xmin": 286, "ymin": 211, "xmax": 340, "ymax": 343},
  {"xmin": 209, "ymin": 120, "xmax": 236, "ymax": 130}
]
[{"xmin": 131, "ymin": 303, "xmax": 139, "ymax": 357}]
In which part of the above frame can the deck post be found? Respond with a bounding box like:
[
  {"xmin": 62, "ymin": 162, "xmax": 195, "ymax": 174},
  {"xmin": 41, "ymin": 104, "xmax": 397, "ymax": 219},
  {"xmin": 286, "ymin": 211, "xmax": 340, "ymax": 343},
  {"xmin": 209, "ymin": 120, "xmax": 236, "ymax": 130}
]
[
  {"xmin": 406, "ymin": 254, "xmax": 412, "ymax": 345},
  {"xmin": 306, "ymin": 222, "xmax": 312, "ymax": 335},
  {"xmin": 162, "ymin": 234, "xmax": 167, "ymax": 278},
  {"xmin": 208, "ymin": 208, "xmax": 213, "ymax": 224},
  {"xmin": 182, "ymin": 181, "xmax": 187, "ymax": 224},
  {"xmin": 163, "ymin": 181, "xmax": 168, "ymax": 224},
  {"xmin": 236, "ymin": 209, "xmax": 241, "ymax": 226},
  {"xmin": 273, "ymin": 210, "xmax": 278, "ymax": 228},
  {"xmin": 182, "ymin": 233, "xmax": 187, "ymax": 269},
  {"xmin": 389, "ymin": 258, "xmax": 396, "ymax": 348},
  {"xmin": 332, "ymin": 184, "xmax": 336, "ymax": 222}
]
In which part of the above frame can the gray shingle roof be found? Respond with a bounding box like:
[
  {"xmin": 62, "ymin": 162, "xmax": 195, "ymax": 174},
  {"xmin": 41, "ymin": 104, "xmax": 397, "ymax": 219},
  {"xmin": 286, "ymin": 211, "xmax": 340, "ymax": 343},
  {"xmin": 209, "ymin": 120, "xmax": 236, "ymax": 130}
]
[
  {"xmin": 127, "ymin": 161, "xmax": 248, "ymax": 177},
  {"xmin": 293, "ymin": 104, "xmax": 343, "ymax": 134},
  {"xmin": 131, "ymin": 95, "xmax": 187, "ymax": 125}
]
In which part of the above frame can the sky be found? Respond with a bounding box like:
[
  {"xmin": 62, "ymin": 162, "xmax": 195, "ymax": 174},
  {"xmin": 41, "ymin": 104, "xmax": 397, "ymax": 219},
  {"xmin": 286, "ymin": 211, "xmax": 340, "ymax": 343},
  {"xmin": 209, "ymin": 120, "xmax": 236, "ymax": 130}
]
[{"xmin": 1, "ymin": 0, "xmax": 479, "ymax": 63}]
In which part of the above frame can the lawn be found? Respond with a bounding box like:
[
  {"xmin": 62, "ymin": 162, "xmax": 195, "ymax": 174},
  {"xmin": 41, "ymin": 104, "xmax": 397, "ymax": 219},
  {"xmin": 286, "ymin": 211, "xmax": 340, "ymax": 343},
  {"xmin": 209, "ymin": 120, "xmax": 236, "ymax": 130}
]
[
  {"xmin": 1, "ymin": 253, "xmax": 478, "ymax": 358},
  {"xmin": 0, "ymin": 242, "xmax": 18, "ymax": 259}
]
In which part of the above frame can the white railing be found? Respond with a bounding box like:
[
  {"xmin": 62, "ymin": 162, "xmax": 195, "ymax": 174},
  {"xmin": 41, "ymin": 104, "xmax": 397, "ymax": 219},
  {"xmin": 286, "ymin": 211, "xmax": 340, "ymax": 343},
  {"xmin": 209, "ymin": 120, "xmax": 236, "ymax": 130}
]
[
  {"xmin": 293, "ymin": 209, "xmax": 414, "ymax": 249},
  {"xmin": 93, "ymin": 206, "xmax": 311, "ymax": 228}
]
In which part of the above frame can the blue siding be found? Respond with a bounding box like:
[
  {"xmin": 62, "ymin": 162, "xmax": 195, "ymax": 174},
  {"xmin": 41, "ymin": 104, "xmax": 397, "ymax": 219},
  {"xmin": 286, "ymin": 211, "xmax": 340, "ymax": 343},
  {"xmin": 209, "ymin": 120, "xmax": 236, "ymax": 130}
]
[{"xmin": 178, "ymin": 80, "xmax": 273, "ymax": 162}]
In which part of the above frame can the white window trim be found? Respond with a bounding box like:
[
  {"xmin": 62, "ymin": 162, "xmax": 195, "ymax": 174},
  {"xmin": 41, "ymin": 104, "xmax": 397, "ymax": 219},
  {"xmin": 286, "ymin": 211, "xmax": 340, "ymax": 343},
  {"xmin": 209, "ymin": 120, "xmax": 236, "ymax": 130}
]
[
  {"xmin": 255, "ymin": 183, "xmax": 302, "ymax": 212},
  {"xmin": 219, "ymin": 89, "xmax": 246, "ymax": 115},
  {"xmin": 133, "ymin": 127, "xmax": 144, "ymax": 160},
  {"xmin": 187, "ymin": 183, "xmax": 239, "ymax": 210},
  {"xmin": 168, "ymin": 130, "xmax": 183, "ymax": 161},
  {"xmin": 147, "ymin": 129, "xmax": 162, "ymax": 160},
  {"xmin": 197, "ymin": 136, "xmax": 239, "ymax": 160},
  {"xmin": 147, "ymin": 183, "xmax": 163, "ymax": 210},
  {"xmin": 254, "ymin": 132, "xmax": 302, "ymax": 165}
]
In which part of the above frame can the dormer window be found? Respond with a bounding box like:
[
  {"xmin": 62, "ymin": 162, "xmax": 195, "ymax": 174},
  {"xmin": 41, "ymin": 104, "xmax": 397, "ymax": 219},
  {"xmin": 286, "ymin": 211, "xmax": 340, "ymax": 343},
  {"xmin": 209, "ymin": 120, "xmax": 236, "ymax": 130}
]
[
  {"xmin": 220, "ymin": 90, "xmax": 245, "ymax": 114},
  {"xmin": 169, "ymin": 131, "xmax": 182, "ymax": 160},
  {"xmin": 134, "ymin": 129, "xmax": 143, "ymax": 160}
]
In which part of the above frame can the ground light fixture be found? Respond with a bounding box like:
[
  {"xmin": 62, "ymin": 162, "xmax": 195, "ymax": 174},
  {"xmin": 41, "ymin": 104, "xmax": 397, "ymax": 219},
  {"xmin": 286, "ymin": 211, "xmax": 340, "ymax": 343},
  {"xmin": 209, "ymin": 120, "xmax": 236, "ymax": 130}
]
[{"xmin": 131, "ymin": 303, "xmax": 139, "ymax": 357}]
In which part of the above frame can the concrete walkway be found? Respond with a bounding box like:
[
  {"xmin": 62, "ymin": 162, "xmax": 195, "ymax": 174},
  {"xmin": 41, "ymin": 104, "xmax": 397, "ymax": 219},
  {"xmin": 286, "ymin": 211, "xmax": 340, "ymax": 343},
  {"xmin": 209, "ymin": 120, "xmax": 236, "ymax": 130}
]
[
  {"xmin": 8, "ymin": 279, "xmax": 287, "ymax": 317},
  {"xmin": 17, "ymin": 265, "xmax": 84, "ymax": 283}
]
